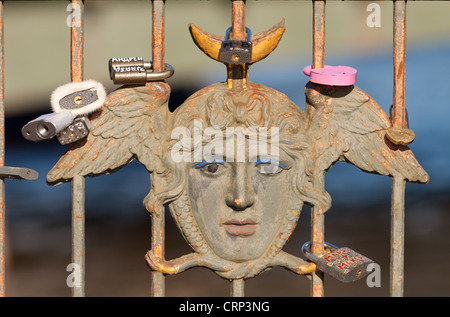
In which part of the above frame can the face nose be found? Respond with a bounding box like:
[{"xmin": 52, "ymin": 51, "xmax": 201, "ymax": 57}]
[{"xmin": 225, "ymin": 163, "xmax": 256, "ymax": 211}]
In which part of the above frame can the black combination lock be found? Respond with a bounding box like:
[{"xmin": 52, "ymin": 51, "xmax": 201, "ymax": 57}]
[{"xmin": 219, "ymin": 27, "xmax": 252, "ymax": 64}]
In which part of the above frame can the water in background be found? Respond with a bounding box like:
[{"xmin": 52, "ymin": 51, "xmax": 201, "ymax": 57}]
[{"xmin": 3, "ymin": 41, "xmax": 449, "ymax": 226}]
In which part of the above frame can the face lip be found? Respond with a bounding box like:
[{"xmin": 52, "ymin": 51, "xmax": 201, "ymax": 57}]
[{"xmin": 222, "ymin": 218, "xmax": 258, "ymax": 237}]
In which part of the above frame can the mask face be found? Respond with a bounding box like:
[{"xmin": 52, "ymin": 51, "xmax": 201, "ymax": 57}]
[
  {"xmin": 166, "ymin": 82, "xmax": 311, "ymax": 276},
  {"xmin": 186, "ymin": 148, "xmax": 296, "ymax": 262}
]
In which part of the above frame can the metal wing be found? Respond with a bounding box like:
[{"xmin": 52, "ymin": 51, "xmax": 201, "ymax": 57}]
[
  {"xmin": 47, "ymin": 82, "xmax": 171, "ymax": 186},
  {"xmin": 304, "ymin": 82, "xmax": 429, "ymax": 183}
]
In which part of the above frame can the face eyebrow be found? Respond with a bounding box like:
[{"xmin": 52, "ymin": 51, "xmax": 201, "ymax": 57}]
[
  {"xmin": 193, "ymin": 158, "xmax": 225, "ymax": 168},
  {"xmin": 255, "ymin": 158, "xmax": 287, "ymax": 169}
]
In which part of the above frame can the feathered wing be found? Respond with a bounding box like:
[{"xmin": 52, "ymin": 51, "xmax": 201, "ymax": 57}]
[
  {"xmin": 47, "ymin": 82, "xmax": 171, "ymax": 186},
  {"xmin": 304, "ymin": 82, "xmax": 429, "ymax": 184}
]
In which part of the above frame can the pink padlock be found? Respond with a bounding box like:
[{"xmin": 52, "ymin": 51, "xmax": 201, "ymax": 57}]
[{"xmin": 303, "ymin": 65, "xmax": 357, "ymax": 86}]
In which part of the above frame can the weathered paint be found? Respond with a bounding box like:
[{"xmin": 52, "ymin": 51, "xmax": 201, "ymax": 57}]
[
  {"xmin": 44, "ymin": 0, "xmax": 429, "ymax": 299},
  {"xmin": 230, "ymin": 279, "xmax": 244, "ymax": 297},
  {"xmin": 71, "ymin": 175, "xmax": 85, "ymax": 297},
  {"xmin": 390, "ymin": 0, "xmax": 407, "ymax": 297},
  {"xmin": 312, "ymin": 0, "xmax": 325, "ymax": 70},
  {"xmin": 150, "ymin": 0, "xmax": 166, "ymax": 297},
  {"xmin": 391, "ymin": 176, "xmax": 406, "ymax": 297},
  {"xmin": 189, "ymin": 20, "xmax": 285, "ymax": 66},
  {"xmin": 152, "ymin": 0, "xmax": 165, "ymax": 73},
  {"xmin": 387, "ymin": 0, "xmax": 415, "ymax": 146},
  {"xmin": 71, "ymin": 0, "xmax": 85, "ymax": 297},
  {"xmin": 71, "ymin": 0, "xmax": 83, "ymax": 83},
  {"xmin": 392, "ymin": 0, "xmax": 406, "ymax": 130},
  {"xmin": 311, "ymin": 0, "xmax": 326, "ymax": 298},
  {"xmin": 188, "ymin": 0, "xmax": 285, "ymax": 93},
  {"xmin": 0, "ymin": 1, "xmax": 5, "ymax": 297}
]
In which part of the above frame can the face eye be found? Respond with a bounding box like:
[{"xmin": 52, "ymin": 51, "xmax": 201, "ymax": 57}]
[
  {"xmin": 255, "ymin": 159, "xmax": 287, "ymax": 175},
  {"xmin": 193, "ymin": 159, "xmax": 225, "ymax": 175}
]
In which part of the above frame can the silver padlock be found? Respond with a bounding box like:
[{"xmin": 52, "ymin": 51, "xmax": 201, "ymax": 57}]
[
  {"xmin": 302, "ymin": 241, "xmax": 375, "ymax": 283},
  {"xmin": 22, "ymin": 111, "xmax": 74, "ymax": 142},
  {"xmin": 57, "ymin": 116, "xmax": 91, "ymax": 145},
  {"xmin": 22, "ymin": 80, "xmax": 106, "ymax": 145}
]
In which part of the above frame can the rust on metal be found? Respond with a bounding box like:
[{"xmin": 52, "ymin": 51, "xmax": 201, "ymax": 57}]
[
  {"xmin": 392, "ymin": 0, "xmax": 406, "ymax": 129},
  {"xmin": 152, "ymin": 0, "xmax": 165, "ymax": 73},
  {"xmin": 44, "ymin": 0, "xmax": 430, "ymax": 298},
  {"xmin": 70, "ymin": 0, "xmax": 85, "ymax": 297},
  {"xmin": 150, "ymin": 0, "xmax": 166, "ymax": 297},
  {"xmin": 387, "ymin": 0, "xmax": 415, "ymax": 146},
  {"xmin": 391, "ymin": 176, "xmax": 406, "ymax": 297},
  {"xmin": 71, "ymin": 0, "xmax": 84, "ymax": 83},
  {"xmin": 390, "ymin": 0, "xmax": 408, "ymax": 297},
  {"xmin": 311, "ymin": 0, "xmax": 326, "ymax": 298},
  {"xmin": 312, "ymin": 0, "xmax": 325, "ymax": 69},
  {"xmin": 189, "ymin": 20, "xmax": 285, "ymax": 65},
  {"xmin": 0, "ymin": 1, "xmax": 4, "ymax": 297},
  {"xmin": 189, "ymin": 0, "xmax": 286, "ymax": 91},
  {"xmin": 71, "ymin": 175, "xmax": 85, "ymax": 297},
  {"xmin": 231, "ymin": 0, "xmax": 246, "ymax": 41},
  {"xmin": 227, "ymin": 0, "xmax": 249, "ymax": 90}
]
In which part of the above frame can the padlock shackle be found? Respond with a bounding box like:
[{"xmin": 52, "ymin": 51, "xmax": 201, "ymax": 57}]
[
  {"xmin": 224, "ymin": 26, "xmax": 252, "ymax": 42},
  {"xmin": 301, "ymin": 241, "xmax": 340, "ymax": 262}
]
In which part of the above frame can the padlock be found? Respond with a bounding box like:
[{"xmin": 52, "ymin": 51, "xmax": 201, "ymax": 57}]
[
  {"xmin": 56, "ymin": 116, "xmax": 91, "ymax": 145},
  {"xmin": 22, "ymin": 111, "xmax": 74, "ymax": 142},
  {"xmin": 302, "ymin": 241, "xmax": 374, "ymax": 283},
  {"xmin": 219, "ymin": 27, "xmax": 252, "ymax": 64},
  {"xmin": 108, "ymin": 56, "xmax": 152, "ymax": 79},
  {"xmin": 108, "ymin": 58, "xmax": 175, "ymax": 85},
  {"xmin": 110, "ymin": 66, "xmax": 148, "ymax": 85},
  {"xmin": 51, "ymin": 80, "xmax": 107, "ymax": 116},
  {"xmin": 22, "ymin": 80, "xmax": 106, "ymax": 144}
]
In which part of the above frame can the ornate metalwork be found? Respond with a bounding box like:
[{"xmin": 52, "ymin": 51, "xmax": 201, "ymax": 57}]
[{"xmin": 44, "ymin": 0, "xmax": 428, "ymax": 297}]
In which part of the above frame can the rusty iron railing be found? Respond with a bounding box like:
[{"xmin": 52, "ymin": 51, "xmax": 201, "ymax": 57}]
[{"xmin": 0, "ymin": 0, "xmax": 439, "ymax": 298}]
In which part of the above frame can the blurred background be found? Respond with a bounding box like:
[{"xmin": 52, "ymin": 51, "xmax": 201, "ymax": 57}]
[{"xmin": 2, "ymin": 0, "xmax": 449, "ymax": 297}]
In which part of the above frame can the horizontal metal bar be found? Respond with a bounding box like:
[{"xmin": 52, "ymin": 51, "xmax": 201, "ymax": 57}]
[
  {"xmin": 4, "ymin": 0, "xmax": 449, "ymax": 2},
  {"xmin": 0, "ymin": 166, "xmax": 38, "ymax": 180}
]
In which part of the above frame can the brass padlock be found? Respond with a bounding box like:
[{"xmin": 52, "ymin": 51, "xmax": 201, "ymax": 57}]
[
  {"xmin": 302, "ymin": 241, "xmax": 375, "ymax": 283},
  {"xmin": 219, "ymin": 27, "xmax": 252, "ymax": 64},
  {"xmin": 108, "ymin": 56, "xmax": 152, "ymax": 79},
  {"xmin": 109, "ymin": 57, "xmax": 175, "ymax": 85}
]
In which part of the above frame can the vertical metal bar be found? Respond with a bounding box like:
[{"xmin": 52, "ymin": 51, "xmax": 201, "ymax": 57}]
[
  {"xmin": 152, "ymin": 0, "xmax": 165, "ymax": 73},
  {"xmin": 227, "ymin": 0, "xmax": 248, "ymax": 90},
  {"xmin": 311, "ymin": 175, "xmax": 325, "ymax": 297},
  {"xmin": 391, "ymin": 0, "xmax": 407, "ymax": 297},
  {"xmin": 71, "ymin": 175, "xmax": 85, "ymax": 297},
  {"xmin": 391, "ymin": 177, "xmax": 405, "ymax": 297},
  {"xmin": 71, "ymin": 0, "xmax": 84, "ymax": 83},
  {"xmin": 0, "ymin": 0, "xmax": 5, "ymax": 298},
  {"xmin": 311, "ymin": 0, "xmax": 326, "ymax": 298},
  {"xmin": 312, "ymin": 0, "xmax": 325, "ymax": 69},
  {"xmin": 231, "ymin": 0, "xmax": 246, "ymax": 41},
  {"xmin": 151, "ymin": 0, "xmax": 166, "ymax": 297},
  {"xmin": 392, "ymin": 0, "xmax": 407, "ymax": 129},
  {"xmin": 230, "ymin": 279, "xmax": 244, "ymax": 297},
  {"xmin": 150, "ymin": 210, "xmax": 165, "ymax": 297},
  {"xmin": 70, "ymin": 0, "xmax": 85, "ymax": 297}
]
